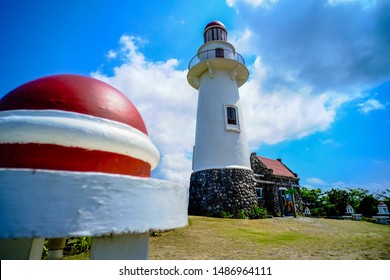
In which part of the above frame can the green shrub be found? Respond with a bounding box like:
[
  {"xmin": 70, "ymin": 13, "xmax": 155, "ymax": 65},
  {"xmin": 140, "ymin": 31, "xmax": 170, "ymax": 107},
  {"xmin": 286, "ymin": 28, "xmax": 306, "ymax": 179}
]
[
  {"xmin": 219, "ymin": 211, "xmax": 233, "ymax": 218},
  {"xmin": 310, "ymin": 207, "xmax": 326, "ymax": 217},
  {"xmin": 64, "ymin": 237, "xmax": 91, "ymax": 256},
  {"xmin": 248, "ymin": 205, "xmax": 269, "ymax": 219},
  {"xmin": 205, "ymin": 211, "xmax": 214, "ymax": 217},
  {"xmin": 41, "ymin": 237, "xmax": 91, "ymax": 259},
  {"xmin": 237, "ymin": 210, "xmax": 248, "ymax": 219}
]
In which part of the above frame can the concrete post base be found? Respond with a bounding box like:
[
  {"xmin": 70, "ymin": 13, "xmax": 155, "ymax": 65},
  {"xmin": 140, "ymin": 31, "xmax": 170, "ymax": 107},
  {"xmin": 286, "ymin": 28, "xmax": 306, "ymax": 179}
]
[
  {"xmin": 47, "ymin": 238, "xmax": 67, "ymax": 260},
  {"xmin": 90, "ymin": 233, "xmax": 149, "ymax": 260},
  {"xmin": 0, "ymin": 238, "xmax": 44, "ymax": 260}
]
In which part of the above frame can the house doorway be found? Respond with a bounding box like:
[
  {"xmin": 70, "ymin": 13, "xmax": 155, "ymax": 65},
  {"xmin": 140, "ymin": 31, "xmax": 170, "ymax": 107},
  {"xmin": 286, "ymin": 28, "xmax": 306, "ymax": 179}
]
[{"xmin": 279, "ymin": 188, "xmax": 294, "ymax": 217}]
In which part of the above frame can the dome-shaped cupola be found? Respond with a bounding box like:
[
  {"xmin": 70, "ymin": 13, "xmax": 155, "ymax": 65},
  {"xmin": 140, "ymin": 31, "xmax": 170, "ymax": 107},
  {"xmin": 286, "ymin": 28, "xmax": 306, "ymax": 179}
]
[{"xmin": 203, "ymin": 20, "xmax": 227, "ymax": 43}]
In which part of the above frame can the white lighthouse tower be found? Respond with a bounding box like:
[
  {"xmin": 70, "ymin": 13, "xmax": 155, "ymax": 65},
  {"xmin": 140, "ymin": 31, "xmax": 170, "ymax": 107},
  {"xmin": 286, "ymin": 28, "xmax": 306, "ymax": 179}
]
[{"xmin": 187, "ymin": 21, "xmax": 258, "ymax": 216}]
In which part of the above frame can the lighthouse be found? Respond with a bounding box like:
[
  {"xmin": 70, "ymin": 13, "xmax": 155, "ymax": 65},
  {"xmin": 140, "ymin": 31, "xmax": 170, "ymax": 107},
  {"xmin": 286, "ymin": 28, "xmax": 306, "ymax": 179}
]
[{"xmin": 187, "ymin": 21, "xmax": 258, "ymax": 216}]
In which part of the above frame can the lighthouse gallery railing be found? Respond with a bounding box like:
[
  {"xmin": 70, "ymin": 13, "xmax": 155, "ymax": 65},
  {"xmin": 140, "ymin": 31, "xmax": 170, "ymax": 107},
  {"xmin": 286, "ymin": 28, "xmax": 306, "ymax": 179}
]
[{"xmin": 188, "ymin": 48, "xmax": 246, "ymax": 70}]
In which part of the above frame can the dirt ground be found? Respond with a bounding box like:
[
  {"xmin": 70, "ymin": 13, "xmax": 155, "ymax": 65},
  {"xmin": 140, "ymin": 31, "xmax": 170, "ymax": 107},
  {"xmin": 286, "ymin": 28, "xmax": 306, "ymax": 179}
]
[{"xmin": 148, "ymin": 216, "xmax": 390, "ymax": 260}]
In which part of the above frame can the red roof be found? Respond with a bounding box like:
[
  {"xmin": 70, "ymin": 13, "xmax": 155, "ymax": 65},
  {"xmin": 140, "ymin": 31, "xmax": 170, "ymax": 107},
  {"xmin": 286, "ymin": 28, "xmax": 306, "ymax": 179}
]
[
  {"xmin": 204, "ymin": 21, "xmax": 226, "ymax": 32},
  {"xmin": 257, "ymin": 156, "xmax": 297, "ymax": 178}
]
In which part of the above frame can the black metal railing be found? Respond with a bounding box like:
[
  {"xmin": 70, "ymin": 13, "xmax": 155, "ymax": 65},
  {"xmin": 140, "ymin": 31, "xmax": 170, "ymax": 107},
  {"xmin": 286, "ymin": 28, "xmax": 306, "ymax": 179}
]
[{"xmin": 188, "ymin": 48, "xmax": 246, "ymax": 70}]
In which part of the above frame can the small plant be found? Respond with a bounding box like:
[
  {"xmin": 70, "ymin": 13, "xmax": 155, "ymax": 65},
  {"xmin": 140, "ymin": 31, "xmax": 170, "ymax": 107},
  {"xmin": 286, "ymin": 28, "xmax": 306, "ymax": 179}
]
[
  {"xmin": 219, "ymin": 210, "xmax": 233, "ymax": 218},
  {"xmin": 248, "ymin": 205, "xmax": 269, "ymax": 219},
  {"xmin": 205, "ymin": 211, "xmax": 215, "ymax": 217},
  {"xmin": 150, "ymin": 229, "xmax": 174, "ymax": 237},
  {"xmin": 64, "ymin": 237, "xmax": 91, "ymax": 256},
  {"xmin": 237, "ymin": 210, "xmax": 248, "ymax": 219},
  {"xmin": 41, "ymin": 239, "xmax": 49, "ymax": 259}
]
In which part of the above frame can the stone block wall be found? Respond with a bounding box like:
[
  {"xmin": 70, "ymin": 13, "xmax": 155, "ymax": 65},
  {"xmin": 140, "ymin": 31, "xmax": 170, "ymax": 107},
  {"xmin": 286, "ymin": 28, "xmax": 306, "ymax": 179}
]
[{"xmin": 188, "ymin": 168, "xmax": 258, "ymax": 216}]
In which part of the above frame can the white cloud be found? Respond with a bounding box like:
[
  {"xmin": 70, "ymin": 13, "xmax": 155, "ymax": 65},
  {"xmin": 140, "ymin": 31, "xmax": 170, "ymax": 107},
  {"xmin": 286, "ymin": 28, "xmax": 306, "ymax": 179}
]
[
  {"xmin": 226, "ymin": 0, "xmax": 390, "ymax": 152},
  {"xmin": 157, "ymin": 153, "xmax": 193, "ymax": 184},
  {"xmin": 321, "ymin": 139, "xmax": 334, "ymax": 145},
  {"xmin": 303, "ymin": 180, "xmax": 390, "ymax": 194},
  {"xmin": 227, "ymin": 0, "xmax": 279, "ymax": 8},
  {"xmin": 91, "ymin": 35, "xmax": 197, "ymax": 185},
  {"xmin": 226, "ymin": 0, "xmax": 235, "ymax": 6},
  {"xmin": 326, "ymin": 0, "xmax": 376, "ymax": 8},
  {"xmin": 329, "ymin": 181, "xmax": 390, "ymax": 194},
  {"xmin": 240, "ymin": 56, "xmax": 350, "ymax": 148},
  {"xmin": 229, "ymin": 28, "xmax": 253, "ymax": 55},
  {"xmin": 320, "ymin": 139, "xmax": 343, "ymax": 148},
  {"xmin": 107, "ymin": 50, "xmax": 117, "ymax": 59},
  {"xmin": 306, "ymin": 177, "xmax": 327, "ymax": 185},
  {"xmin": 222, "ymin": 1, "xmax": 390, "ymax": 151},
  {"xmin": 357, "ymin": 98, "xmax": 386, "ymax": 115},
  {"xmin": 229, "ymin": 0, "xmax": 390, "ymax": 96}
]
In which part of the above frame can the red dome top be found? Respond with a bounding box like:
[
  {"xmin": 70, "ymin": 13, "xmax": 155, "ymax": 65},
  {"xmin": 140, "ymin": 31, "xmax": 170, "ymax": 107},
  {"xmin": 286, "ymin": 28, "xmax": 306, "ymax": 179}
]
[
  {"xmin": 0, "ymin": 74, "xmax": 147, "ymax": 134},
  {"xmin": 204, "ymin": 21, "xmax": 227, "ymax": 32}
]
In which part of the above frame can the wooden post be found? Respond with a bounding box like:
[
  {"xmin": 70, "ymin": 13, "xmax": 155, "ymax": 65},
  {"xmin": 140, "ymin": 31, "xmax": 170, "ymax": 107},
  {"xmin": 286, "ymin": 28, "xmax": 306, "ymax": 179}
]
[
  {"xmin": 292, "ymin": 190, "xmax": 297, "ymax": 218},
  {"xmin": 289, "ymin": 185, "xmax": 297, "ymax": 218}
]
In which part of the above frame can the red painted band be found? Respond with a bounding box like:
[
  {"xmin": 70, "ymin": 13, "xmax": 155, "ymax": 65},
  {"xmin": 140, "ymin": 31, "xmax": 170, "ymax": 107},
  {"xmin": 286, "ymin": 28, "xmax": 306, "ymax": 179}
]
[{"xmin": 0, "ymin": 143, "xmax": 151, "ymax": 177}]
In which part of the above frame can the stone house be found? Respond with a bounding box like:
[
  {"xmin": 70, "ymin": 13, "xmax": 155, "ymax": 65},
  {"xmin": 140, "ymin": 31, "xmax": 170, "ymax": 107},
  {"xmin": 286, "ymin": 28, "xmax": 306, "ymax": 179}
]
[{"xmin": 250, "ymin": 152, "xmax": 303, "ymax": 217}]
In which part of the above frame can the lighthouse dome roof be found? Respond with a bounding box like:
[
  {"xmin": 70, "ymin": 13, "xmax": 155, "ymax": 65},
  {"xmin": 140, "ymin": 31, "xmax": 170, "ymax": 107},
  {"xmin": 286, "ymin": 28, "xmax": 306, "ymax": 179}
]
[
  {"xmin": 0, "ymin": 74, "xmax": 160, "ymax": 176},
  {"xmin": 204, "ymin": 21, "xmax": 226, "ymax": 32},
  {"xmin": 0, "ymin": 74, "xmax": 147, "ymax": 134}
]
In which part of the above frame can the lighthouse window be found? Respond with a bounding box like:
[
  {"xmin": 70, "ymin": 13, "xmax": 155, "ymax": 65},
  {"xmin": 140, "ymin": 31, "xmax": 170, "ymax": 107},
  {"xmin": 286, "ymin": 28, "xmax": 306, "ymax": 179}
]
[
  {"xmin": 226, "ymin": 106, "xmax": 237, "ymax": 125},
  {"xmin": 204, "ymin": 27, "xmax": 228, "ymax": 43},
  {"xmin": 225, "ymin": 105, "xmax": 240, "ymax": 132},
  {"xmin": 215, "ymin": 48, "xmax": 224, "ymax": 58}
]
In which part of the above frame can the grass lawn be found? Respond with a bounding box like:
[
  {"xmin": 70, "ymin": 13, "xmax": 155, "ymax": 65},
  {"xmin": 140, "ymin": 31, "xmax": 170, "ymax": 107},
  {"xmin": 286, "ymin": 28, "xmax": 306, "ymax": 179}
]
[{"xmin": 148, "ymin": 216, "xmax": 390, "ymax": 260}]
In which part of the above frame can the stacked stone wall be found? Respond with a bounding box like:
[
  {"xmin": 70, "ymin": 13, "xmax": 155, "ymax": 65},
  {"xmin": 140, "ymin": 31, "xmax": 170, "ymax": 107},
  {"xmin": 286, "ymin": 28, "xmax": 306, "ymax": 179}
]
[{"xmin": 189, "ymin": 168, "xmax": 258, "ymax": 216}]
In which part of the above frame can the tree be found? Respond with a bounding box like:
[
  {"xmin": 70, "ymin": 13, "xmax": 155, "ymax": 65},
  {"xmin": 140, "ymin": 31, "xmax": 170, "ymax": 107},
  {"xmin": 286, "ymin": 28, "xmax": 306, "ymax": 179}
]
[
  {"xmin": 299, "ymin": 187, "xmax": 325, "ymax": 216},
  {"xmin": 346, "ymin": 187, "xmax": 369, "ymax": 211},
  {"xmin": 299, "ymin": 186, "xmax": 387, "ymax": 218},
  {"xmin": 323, "ymin": 188, "xmax": 349, "ymax": 216},
  {"xmin": 376, "ymin": 189, "xmax": 390, "ymax": 208},
  {"xmin": 357, "ymin": 195, "xmax": 378, "ymax": 217},
  {"xmin": 300, "ymin": 187, "xmax": 322, "ymax": 207}
]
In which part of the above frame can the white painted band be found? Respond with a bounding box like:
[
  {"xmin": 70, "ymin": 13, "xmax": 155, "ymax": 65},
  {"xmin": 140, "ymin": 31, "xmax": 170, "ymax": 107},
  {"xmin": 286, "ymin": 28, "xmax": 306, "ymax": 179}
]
[
  {"xmin": 0, "ymin": 169, "xmax": 189, "ymax": 238},
  {"xmin": 0, "ymin": 110, "xmax": 160, "ymax": 169}
]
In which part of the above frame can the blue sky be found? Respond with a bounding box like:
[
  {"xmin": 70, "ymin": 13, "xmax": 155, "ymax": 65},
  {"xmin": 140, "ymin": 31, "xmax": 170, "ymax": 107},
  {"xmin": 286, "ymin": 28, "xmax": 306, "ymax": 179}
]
[{"xmin": 1, "ymin": 0, "xmax": 389, "ymax": 194}]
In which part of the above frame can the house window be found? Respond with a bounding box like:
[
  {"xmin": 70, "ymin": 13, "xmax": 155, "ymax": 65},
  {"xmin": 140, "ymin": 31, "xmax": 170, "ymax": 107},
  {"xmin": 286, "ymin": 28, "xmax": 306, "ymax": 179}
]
[
  {"xmin": 226, "ymin": 106, "xmax": 237, "ymax": 125},
  {"xmin": 256, "ymin": 187, "xmax": 263, "ymax": 199}
]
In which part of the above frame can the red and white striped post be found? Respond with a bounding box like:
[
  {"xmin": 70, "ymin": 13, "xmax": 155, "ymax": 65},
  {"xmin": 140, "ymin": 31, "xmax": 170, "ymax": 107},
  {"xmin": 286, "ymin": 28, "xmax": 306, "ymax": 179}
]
[{"xmin": 0, "ymin": 74, "xmax": 188, "ymax": 260}]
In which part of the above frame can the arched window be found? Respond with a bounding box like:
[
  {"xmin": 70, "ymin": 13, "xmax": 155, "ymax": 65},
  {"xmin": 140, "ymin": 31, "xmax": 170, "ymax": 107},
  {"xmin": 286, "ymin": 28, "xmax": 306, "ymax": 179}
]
[
  {"xmin": 225, "ymin": 105, "xmax": 240, "ymax": 132},
  {"xmin": 226, "ymin": 107, "xmax": 237, "ymax": 125}
]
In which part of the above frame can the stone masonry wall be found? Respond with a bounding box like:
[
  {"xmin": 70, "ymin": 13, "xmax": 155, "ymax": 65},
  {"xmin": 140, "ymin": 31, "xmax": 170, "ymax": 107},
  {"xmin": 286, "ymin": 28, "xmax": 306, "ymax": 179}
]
[{"xmin": 188, "ymin": 168, "xmax": 258, "ymax": 216}]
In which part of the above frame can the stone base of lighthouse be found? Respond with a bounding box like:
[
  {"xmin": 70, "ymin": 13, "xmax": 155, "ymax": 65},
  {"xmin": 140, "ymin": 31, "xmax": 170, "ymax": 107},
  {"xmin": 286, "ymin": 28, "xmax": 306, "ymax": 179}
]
[{"xmin": 188, "ymin": 168, "xmax": 258, "ymax": 217}]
